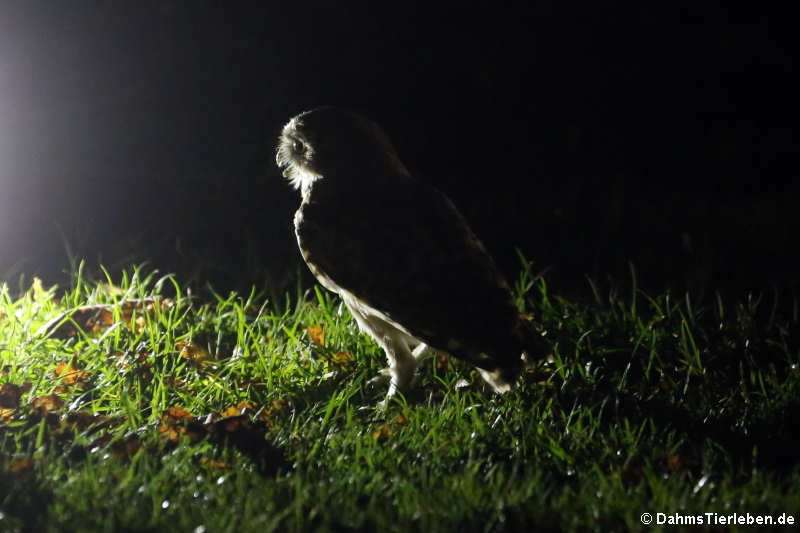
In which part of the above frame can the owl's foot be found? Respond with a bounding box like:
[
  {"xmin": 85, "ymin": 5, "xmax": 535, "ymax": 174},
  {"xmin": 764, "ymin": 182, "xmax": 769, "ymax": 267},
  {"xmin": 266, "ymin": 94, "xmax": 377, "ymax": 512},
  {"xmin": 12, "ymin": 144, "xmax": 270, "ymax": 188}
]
[
  {"xmin": 366, "ymin": 368, "xmax": 392, "ymax": 388},
  {"xmin": 477, "ymin": 364, "xmax": 521, "ymax": 393},
  {"xmin": 370, "ymin": 343, "xmax": 437, "ymax": 409},
  {"xmin": 367, "ymin": 365, "xmax": 419, "ymax": 392},
  {"xmin": 368, "ymin": 368, "xmax": 408, "ymax": 410},
  {"xmin": 372, "ymin": 374, "xmax": 409, "ymax": 411}
]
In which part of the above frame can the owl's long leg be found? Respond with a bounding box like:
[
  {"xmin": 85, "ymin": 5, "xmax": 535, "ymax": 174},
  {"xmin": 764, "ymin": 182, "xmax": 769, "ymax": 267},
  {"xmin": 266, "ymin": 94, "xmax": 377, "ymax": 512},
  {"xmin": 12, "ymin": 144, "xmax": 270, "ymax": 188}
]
[
  {"xmin": 342, "ymin": 296, "xmax": 418, "ymax": 404},
  {"xmin": 379, "ymin": 333, "xmax": 417, "ymax": 401},
  {"xmin": 368, "ymin": 342, "xmax": 433, "ymax": 394}
]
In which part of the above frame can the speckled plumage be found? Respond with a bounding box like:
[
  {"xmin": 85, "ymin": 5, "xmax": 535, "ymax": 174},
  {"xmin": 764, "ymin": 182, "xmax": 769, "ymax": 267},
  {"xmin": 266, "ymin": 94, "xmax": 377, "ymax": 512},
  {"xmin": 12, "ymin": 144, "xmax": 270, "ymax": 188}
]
[{"xmin": 276, "ymin": 107, "xmax": 546, "ymax": 403}]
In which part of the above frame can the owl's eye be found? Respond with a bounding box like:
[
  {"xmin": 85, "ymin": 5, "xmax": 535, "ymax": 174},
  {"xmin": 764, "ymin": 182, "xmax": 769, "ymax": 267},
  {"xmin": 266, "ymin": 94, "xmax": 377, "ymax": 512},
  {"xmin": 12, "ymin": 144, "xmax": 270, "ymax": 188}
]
[{"xmin": 292, "ymin": 139, "xmax": 306, "ymax": 153}]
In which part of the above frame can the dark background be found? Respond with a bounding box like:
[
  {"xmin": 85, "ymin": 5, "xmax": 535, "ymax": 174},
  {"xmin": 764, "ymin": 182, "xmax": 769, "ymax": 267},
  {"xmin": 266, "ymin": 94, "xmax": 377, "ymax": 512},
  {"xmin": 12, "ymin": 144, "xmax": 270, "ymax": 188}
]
[{"xmin": 1, "ymin": 2, "xmax": 797, "ymax": 298}]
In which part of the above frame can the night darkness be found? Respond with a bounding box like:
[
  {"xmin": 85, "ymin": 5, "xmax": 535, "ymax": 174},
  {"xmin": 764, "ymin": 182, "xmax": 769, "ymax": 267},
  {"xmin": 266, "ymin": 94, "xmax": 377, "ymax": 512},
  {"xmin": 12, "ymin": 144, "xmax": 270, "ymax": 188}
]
[{"xmin": 1, "ymin": 2, "xmax": 797, "ymax": 297}]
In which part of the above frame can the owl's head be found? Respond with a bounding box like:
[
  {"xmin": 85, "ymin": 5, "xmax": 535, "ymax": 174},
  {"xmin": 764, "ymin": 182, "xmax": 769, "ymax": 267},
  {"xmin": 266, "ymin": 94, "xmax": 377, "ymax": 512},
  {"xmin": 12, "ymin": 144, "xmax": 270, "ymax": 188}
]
[{"xmin": 276, "ymin": 106, "xmax": 407, "ymax": 191}]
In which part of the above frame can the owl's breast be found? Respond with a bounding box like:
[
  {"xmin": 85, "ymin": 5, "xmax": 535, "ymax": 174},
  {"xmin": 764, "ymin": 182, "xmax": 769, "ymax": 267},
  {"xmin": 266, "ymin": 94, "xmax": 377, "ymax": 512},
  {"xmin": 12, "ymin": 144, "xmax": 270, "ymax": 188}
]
[{"xmin": 294, "ymin": 203, "xmax": 343, "ymax": 295}]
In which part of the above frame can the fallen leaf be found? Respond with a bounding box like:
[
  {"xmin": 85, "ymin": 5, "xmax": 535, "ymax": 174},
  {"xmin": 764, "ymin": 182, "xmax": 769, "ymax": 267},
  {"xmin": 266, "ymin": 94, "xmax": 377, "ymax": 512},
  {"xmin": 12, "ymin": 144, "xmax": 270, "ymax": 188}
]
[
  {"xmin": 222, "ymin": 406, "xmax": 243, "ymax": 417},
  {"xmin": 177, "ymin": 341, "xmax": 211, "ymax": 362},
  {"xmin": 371, "ymin": 425, "xmax": 392, "ymax": 441},
  {"xmin": 307, "ymin": 324, "xmax": 325, "ymax": 346},
  {"xmin": 62, "ymin": 412, "xmax": 102, "ymax": 432},
  {"xmin": 31, "ymin": 394, "xmax": 65, "ymax": 413},
  {"xmin": 331, "ymin": 352, "xmax": 352, "ymax": 368},
  {"xmin": 271, "ymin": 398, "xmax": 290, "ymax": 411},
  {"xmin": 111, "ymin": 436, "xmax": 142, "ymax": 459},
  {"xmin": 665, "ymin": 454, "xmax": 683, "ymax": 472},
  {"xmin": 166, "ymin": 406, "xmax": 193, "ymax": 419},
  {"xmin": 0, "ymin": 407, "xmax": 15, "ymax": 423},
  {"xmin": 36, "ymin": 305, "xmax": 114, "ymax": 338},
  {"xmin": 200, "ymin": 457, "xmax": 230, "ymax": 470},
  {"xmin": 37, "ymin": 298, "xmax": 170, "ymax": 339},
  {"xmin": 10, "ymin": 457, "xmax": 35, "ymax": 473},
  {"xmin": 395, "ymin": 413, "xmax": 409, "ymax": 425},
  {"xmin": 159, "ymin": 407, "xmax": 207, "ymax": 444},
  {"xmin": 158, "ymin": 423, "xmax": 181, "ymax": 442},
  {"xmin": 55, "ymin": 362, "xmax": 89, "ymax": 385},
  {"xmin": 0, "ymin": 383, "xmax": 22, "ymax": 408}
]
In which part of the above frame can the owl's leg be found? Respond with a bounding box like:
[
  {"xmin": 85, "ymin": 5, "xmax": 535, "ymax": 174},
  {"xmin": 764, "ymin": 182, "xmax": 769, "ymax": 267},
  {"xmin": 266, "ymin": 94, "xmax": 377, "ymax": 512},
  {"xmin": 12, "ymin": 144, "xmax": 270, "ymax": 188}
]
[
  {"xmin": 380, "ymin": 334, "xmax": 417, "ymax": 401},
  {"xmin": 368, "ymin": 342, "xmax": 432, "ymax": 399},
  {"xmin": 342, "ymin": 297, "xmax": 418, "ymax": 405}
]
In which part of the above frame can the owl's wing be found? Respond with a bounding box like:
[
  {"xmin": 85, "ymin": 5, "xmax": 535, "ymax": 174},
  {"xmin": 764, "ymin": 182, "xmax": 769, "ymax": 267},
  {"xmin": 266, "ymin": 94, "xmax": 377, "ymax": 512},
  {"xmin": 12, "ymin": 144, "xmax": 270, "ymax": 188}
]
[{"xmin": 296, "ymin": 177, "xmax": 526, "ymax": 367}]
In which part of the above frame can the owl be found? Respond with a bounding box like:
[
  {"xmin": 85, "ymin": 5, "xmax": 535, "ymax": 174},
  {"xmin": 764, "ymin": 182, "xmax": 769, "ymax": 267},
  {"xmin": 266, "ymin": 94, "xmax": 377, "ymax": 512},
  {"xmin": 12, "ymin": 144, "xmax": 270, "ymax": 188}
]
[{"xmin": 276, "ymin": 107, "xmax": 547, "ymax": 404}]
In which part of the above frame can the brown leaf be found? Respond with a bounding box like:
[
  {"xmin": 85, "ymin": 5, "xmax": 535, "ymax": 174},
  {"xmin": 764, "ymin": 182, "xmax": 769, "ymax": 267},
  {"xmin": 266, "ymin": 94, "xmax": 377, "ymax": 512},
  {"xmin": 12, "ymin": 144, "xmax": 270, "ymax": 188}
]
[
  {"xmin": 0, "ymin": 407, "xmax": 15, "ymax": 423},
  {"xmin": 37, "ymin": 298, "xmax": 169, "ymax": 339},
  {"xmin": 111, "ymin": 436, "xmax": 142, "ymax": 459},
  {"xmin": 200, "ymin": 457, "xmax": 230, "ymax": 470},
  {"xmin": 165, "ymin": 406, "xmax": 193, "ymax": 419},
  {"xmin": 222, "ymin": 406, "xmax": 243, "ymax": 417},
  {"xmin": 55, "ymin": 362, "xmax": 88, "ymax": 385},
  {"xmin": 331, "ymin": 352, "xmax": 352, "ymax": 368},
  {"xmin": 63, "ymin": 411, "xmax": 108, "ymax": 431},
  {"xmin": 159, "ymin": 407, "xmax": 206, "ymax": 444},
  {"xmin": 395, "ymin": 413, "xmax": 409, "ymax": 425},
  {"xmin": 271, "ymin": 398, "xmax": 290, "ymax": 411},
  {"xmin": 0, "ymin": 383, "xmax": 22, "ymax": 408},
  {"xmin": 665, "ymin": 454, "xmax": 683, "ymax": 472},
  {"xmin": 254, "ymin": 398, "xmax": 291, "ymax": 426},
  {"xmin": 371, "ymin": 425, "xmax": 392, "ymax": 441},
  {"xmin": 307, "ymin": 324, "xmax": 325, "ymax": 346},
  {"xmin": 90, "ymin": 434, "xmax": 113, "ymax": 449},
  {"xmin": 37, "ymin": 305, "xmax": 114, "ymax": 338},
  {"xmin": 222, "ymin": 417, "xmax": 246, "ymax": 432},
  {"xmin": 10, "ymin": 457, "xmax": 35, "ymax": 473},
  {"xmin": 158, "ymin": 423, "xmax": 181, "ymax": 443},
  {"xmin": 436, "ymin": 354, "xmax": 449, "ymax": 370},
  {"xmin": 31, "ymin": 394, "xmax": 65, "ymax": 413},
  {"xmin": 177, "ymin": 341, "xmax": 211, "ymax": 362}
]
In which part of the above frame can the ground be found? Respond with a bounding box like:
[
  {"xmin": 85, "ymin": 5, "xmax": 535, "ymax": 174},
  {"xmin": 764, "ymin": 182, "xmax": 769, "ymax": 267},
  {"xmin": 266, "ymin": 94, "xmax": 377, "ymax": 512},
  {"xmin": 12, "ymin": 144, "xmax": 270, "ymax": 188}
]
[{"xmin": 0, "ymin": 262, "xmax": 798, "ymax": 532}]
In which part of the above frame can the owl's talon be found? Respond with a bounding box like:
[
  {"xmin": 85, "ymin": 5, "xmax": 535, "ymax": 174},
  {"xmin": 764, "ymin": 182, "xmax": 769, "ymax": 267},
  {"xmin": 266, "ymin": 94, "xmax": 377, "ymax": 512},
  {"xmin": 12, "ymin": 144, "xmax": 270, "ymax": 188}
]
[{"xmin": 367, "ymin": 368, "xmax": 392, "ymax": 388}]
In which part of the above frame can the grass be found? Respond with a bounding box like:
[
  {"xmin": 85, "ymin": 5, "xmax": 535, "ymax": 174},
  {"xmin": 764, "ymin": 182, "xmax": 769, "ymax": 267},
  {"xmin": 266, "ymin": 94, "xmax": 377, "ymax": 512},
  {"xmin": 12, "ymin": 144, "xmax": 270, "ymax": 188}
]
[{"xmin": 1, "ymin": 260, "xmax": 799, "ymax": 532}]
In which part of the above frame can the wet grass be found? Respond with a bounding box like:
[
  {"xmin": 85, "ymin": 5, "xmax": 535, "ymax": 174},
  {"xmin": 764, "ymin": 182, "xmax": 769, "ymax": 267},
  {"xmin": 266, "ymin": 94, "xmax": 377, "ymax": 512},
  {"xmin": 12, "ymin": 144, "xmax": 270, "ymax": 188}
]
[{"xmin": 1, "ymin": 261, "xmax": 799, "ymax": 532}]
